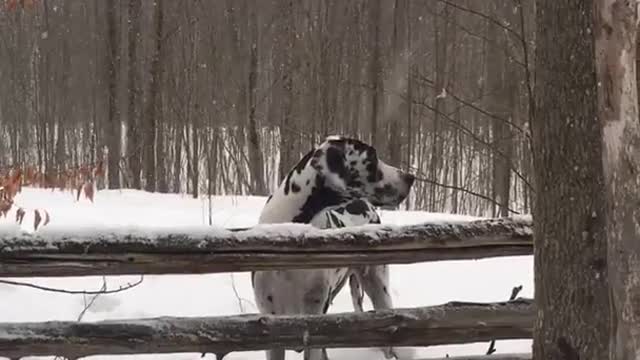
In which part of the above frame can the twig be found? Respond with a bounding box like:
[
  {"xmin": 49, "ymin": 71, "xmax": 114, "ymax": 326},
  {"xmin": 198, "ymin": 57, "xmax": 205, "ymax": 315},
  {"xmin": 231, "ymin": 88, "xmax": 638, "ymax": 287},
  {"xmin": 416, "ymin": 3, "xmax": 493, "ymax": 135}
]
[
  {"xmin": 412, "ymin": 173, "xmax": 521, "ymax": 215},
  {"xmin": 486, "ymin": 285, "xmax": 524, "ymax": 355},
  {"xmin": 77, "ymin": 276, "xmax": 108, "ymax": 322},
  {"xmin": 229, "ymin": 274, "xmax": 255, "ymax": 313},
  {"xmin": 230, "ymin": 273, "xmax": 245, "ymax": 313},
  {"xmin": 435, "ymin": 0, "xmax": 523, "ymax": 42},
  {"xmin": 0, "ymin": 276, "xmax": 144, "ymax": 295}
]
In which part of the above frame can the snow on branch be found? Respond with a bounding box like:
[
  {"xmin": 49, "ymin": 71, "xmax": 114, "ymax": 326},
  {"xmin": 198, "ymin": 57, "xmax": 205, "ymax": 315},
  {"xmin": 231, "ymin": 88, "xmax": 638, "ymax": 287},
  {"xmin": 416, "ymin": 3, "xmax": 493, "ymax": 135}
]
[
  {"xmin": 0, "ymin": 298, "xmax": 534, "ymax": 358},
  {"xmin": 0, "ymin": 217, "xmax": 532, "ymax": 277}
]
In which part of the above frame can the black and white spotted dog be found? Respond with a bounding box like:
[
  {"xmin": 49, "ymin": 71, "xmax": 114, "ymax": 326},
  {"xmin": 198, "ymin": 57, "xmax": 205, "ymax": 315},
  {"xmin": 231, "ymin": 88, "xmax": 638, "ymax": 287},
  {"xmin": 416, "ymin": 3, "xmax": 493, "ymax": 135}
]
[{"xmin": 252, "ymin": 136, "xmax": 415, "ymax": 360}]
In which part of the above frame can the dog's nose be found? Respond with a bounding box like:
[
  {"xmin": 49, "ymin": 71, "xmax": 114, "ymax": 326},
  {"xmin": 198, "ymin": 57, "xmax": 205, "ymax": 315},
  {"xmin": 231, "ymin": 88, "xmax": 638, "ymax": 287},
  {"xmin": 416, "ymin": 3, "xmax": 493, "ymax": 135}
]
[{"xmin": 401, "ymin": 172, "xmax": 415, "ymax": 186}]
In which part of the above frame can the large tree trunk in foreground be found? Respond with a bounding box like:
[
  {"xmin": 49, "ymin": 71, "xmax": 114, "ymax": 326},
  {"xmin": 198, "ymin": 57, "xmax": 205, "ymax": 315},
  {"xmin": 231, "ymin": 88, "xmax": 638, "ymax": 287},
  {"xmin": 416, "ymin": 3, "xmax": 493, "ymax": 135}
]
[
  {"xmin": 531, "ymin": 1, "xmax": 609, "ymax": 359},
  {"xmin": 0, "ymin": 299, "xmax": 533, "ymax": 358},
  {"xmin": 595, "ymin": 0, "xmax": 640, "ymax": 358}
]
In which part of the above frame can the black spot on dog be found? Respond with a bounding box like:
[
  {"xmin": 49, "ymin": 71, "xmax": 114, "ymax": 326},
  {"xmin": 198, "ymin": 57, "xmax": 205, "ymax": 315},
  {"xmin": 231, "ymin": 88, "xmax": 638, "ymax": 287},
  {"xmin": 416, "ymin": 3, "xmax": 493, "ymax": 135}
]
[
  {"xmin": 322, "ymin": 287, "xmax": 333, "ymax": 314},
  {"xmin": 366, "ymin": 163, "xmax": 382, "ymax": 183},
  {"xmin": 283, "ymin": 149, "xmax": 315, "ymax": 196},
  {"xmin": 283, "ymin": 171, "xmax": 293, "ymax": 195},
  {"xmin": 349, "ymin": 139, "xmax": 370, "ymax": 153},
  {"xmin": 329, "ymin": 212, "xmax": 345, "ymax": 227},
  {"xmin": 336, "ymin": 207, "xmax": 345, "ymax": 214},
  {"xmin": 375, "ymin": 183, "xmax": 397, "ymax": 197},
  {"xmin": 383, "ymin": 286, "xmax": 388, "ymax": 294},
  {"xmin": 271, "ymin": 311, "xmax": 276, "ymax": 315},
  {"xmin": 265, "ymin": 194, "xmax": 273, "ymax": 204},
  {"xmin": 326, "ymin": 146, "xmax": 346, "ymax": 178},
  {"xmin": 293, "ymin": 150, "xmax": 315, "ymax": 174},
  {"xmin": 312, "ymin": 149, "xmax": 324, "ymax": 159},
  {"xmin": 335, "ymin": 269, "xmax": 341, "ymax": 273},
  {"xmin": 292, "ymin": 176, "xmax": 345, "ymax": 223},
  {"xmin": 350, "ymin": 160, "xmax": 357, "ymax": 166},
  {"xmin": 306, "ymin": 179, "xmax": 310, "ymax": 185},
  {"xmin": 345, "ymin": 199, "xmax": 369, "ymax": 215},
  {"xmin": 267, "ymin": 295, "xmax": 273, "ymax": 302},
  {"xmin": 291, "ymin": 182, "xmax": 301, "ymax": 193}
]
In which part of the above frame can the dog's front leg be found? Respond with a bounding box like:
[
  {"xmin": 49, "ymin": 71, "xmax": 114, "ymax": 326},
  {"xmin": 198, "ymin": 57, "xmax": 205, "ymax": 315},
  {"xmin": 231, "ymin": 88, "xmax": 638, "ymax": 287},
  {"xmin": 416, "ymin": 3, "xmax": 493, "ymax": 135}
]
[
  {"xmin": 266, "ymin": 349, "xmax": 285, "ymax": 360},
  {"xmin": 352, "ymin": 265, "xmax": 400, "ymax": 359}
]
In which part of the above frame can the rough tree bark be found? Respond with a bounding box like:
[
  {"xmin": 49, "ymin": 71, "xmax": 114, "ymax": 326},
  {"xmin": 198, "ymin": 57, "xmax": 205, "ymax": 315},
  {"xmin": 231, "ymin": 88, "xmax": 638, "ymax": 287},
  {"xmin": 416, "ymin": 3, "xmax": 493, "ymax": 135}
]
[
  {"xmin": 142, "ymin": 0, "xmax": 163, "ymax": 193},
  {"xmin": 531, "ymin": 1, "xmax": 609, "ymax": 359},
  {"xmin": 369, "ymin": 0, "xmax": 382, "ymax": 150},
  {"xmin": 127, "ymin": 0, "xmax": 142, "ymax": 189},
  {"xmin": 277, "ymin": 0, "xmax": 296, "ymax": 182},
  {"xmin": 487, "ymin": 1, "xmax": 513, "ymax": 218},
  {"xmin": 105, "ymin": 0, "xmax": 121, "ymax": 189},
  {"xmin": 246, "ymin": 0, "xmax": 267, "ymax": 196},
  {"xmin": 595, "ymin": 0, "xmax": 640, "ymax": 358}
]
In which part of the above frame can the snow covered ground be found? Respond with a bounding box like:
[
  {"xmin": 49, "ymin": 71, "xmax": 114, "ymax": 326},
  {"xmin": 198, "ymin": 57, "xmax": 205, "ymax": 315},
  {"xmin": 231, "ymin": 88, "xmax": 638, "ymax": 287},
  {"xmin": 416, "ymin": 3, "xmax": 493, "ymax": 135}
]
[{"xmin": 0, "ymin": 188, "xmax": 533, "ymax": 360}]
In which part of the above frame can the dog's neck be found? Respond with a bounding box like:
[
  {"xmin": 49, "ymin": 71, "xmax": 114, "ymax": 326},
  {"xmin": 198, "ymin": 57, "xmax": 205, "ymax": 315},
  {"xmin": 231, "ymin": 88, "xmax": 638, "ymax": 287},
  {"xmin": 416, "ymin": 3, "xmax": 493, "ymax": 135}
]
[{"xmin": 259, "ymin": 160, "xmax": 347, "ymax": 224}]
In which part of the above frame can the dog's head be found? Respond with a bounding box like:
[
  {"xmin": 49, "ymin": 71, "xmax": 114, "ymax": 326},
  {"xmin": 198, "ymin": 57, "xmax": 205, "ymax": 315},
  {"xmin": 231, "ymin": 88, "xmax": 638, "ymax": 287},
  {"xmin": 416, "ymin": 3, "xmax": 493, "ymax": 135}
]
[{"xmin": 309, "ymin": 136, "xmax": 415, "ymax": 207}]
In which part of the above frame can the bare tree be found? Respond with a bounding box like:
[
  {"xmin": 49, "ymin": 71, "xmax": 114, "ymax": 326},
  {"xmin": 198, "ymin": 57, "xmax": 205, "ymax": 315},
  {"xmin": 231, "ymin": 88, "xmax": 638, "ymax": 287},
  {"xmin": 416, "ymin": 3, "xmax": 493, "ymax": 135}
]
[
  {"xmin": 105, "ymin": 0, "xmax": 121, "ymax": 189},
  {"xmin": 126, "ymin": 0, "xmax": 142, "ymax": 189},
  {"xmin": 595, "ymin": 0, "xmax": 640, "ymax": 357},
  {"xmin": 531, "ymin": 1, "xmax": 609, "ymax": 359},
  {"xmin": 142, "ymin": 0, "xmax": 163, "ymax": 193}
]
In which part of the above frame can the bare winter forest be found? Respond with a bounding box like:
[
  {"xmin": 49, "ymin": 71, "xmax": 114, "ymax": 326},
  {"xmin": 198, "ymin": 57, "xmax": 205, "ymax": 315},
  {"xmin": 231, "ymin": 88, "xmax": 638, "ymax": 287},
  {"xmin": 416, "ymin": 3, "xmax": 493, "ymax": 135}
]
[{"xmin": 0, "ymin": 0, "xmax": 535, "ymax": 216}]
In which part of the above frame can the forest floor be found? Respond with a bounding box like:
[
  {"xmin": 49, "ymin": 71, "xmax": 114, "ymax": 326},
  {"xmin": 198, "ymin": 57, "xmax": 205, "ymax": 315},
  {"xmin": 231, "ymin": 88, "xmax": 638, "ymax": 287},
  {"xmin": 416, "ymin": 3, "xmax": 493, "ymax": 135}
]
[{"xmin": 0, "ymin": 187, "xmax": 533, "ymax": 360}]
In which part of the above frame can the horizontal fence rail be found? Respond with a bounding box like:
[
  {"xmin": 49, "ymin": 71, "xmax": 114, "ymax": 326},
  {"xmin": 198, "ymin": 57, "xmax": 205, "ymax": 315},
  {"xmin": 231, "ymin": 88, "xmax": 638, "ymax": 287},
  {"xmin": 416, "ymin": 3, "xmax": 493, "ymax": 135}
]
[
  {"xmin": 422, "ymin": 355, "xmax": 532, "ymax": 360},
  {"xmin": 0, "ymin": 217, "xmax": 532, "ymax": 277},
  {"xmin": 0, "ymin": 299, "xmax": 534, "ymax": 358}
]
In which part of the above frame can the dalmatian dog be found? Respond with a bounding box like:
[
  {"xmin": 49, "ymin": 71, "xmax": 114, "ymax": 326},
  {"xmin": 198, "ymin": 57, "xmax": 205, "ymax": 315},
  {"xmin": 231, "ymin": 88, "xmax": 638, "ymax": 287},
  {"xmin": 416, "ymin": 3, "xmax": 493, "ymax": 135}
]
[{"xmin": 252, "ymin": 136, "xmax": 415, "ymax": 360}]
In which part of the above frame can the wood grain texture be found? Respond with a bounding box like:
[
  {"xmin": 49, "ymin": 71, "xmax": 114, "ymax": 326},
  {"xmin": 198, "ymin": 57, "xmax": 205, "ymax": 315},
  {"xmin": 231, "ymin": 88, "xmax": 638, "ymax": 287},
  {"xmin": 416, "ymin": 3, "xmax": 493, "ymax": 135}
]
[
  {"xmin": 0, "ymin": 299, "xmax": 534, "ymax": 358},
  {"xmin": 0, "ymin": 218, "xmax": 532, "ymax": 277}
]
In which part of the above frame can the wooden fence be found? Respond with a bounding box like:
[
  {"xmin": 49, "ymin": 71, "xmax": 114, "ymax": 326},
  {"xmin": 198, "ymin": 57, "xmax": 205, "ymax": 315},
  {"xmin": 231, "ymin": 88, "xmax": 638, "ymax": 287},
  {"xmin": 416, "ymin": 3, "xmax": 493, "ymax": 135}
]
[{"xmin": 0, "ymin": 217, "xmax": 534, "ymax": 359}]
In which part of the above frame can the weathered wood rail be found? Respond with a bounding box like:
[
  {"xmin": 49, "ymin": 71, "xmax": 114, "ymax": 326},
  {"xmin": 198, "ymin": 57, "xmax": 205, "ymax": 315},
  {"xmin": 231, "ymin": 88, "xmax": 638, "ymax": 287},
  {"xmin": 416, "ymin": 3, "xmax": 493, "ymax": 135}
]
[
  {"xmin": 0, "ymin": 217, "xmax": 532, "ymax": 277},
  {"xmin": 422, "ymin": 355, "xmax": 531, "ymax": 360},
  {"xmin": 0, "ymin": 298, "xmax": 534, "ymax": 359}
]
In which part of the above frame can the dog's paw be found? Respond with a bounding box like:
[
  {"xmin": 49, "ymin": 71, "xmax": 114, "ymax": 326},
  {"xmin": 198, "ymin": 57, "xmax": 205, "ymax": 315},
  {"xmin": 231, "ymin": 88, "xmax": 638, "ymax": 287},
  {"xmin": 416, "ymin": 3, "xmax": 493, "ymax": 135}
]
[
  {"xmin": 382, "ymin": 347, "xmax": 398, "ymax": 359},
  {"xmin": 381, "ymin": 346, "xmax": 415, "ymax": 359}
]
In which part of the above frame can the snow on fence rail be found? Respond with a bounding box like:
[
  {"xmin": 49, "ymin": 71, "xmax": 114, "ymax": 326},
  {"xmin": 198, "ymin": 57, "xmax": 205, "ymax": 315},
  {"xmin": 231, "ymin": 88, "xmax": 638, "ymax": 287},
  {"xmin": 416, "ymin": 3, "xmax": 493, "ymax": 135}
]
[
  {"xmin": 0, "ymin": 298, "xmax": 534, "ymax": 358},
  {"xmin": 0, "ymin": 217, "xmax": 532, "ymax": 277},
  {"xmin": 0, "ymin": 217, "xmax": 534, "ymax": 358}
]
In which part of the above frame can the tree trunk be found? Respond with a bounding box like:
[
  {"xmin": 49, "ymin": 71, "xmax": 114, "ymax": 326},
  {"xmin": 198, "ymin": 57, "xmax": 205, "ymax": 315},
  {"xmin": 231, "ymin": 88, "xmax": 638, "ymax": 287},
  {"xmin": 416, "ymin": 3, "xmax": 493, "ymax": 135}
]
[
  {"xmin": 105, "ymin": 0, "xmax": 120, "ymax": 189},
  {"xmin": 277, "ymin": 0, "xmax": 296, "ymax": 181},
  {"xmin": 369, "ymin": 0, "xmax": 382, "ymax": 149},
  {"xmin": 191, "ymin": 121, "xmax": 199, "ymax": 199},
  {"xmin": 487, "ymin": 1, "xmax": 512, "ymax": 218},
  {"xmin": 173, "ymin": 125, "xmax": 182, "ymax": 193},
  {"xmin": 595, "ymin": 1, "xmax": 640, "ymax": 358},
  {"xmin": 143, "ymin": 0, "xmax": 163, "ymax": 193},
  {"xmin": 531, "ymin": 1, "xmax": 609, "ymax": 359},
  {"xmin": 246, "ymin": 2, "xmax": 267, "ymax": 196},
  {"xmin": 127, "ymin": 0, "xmax": 142, "ymax": 189}
]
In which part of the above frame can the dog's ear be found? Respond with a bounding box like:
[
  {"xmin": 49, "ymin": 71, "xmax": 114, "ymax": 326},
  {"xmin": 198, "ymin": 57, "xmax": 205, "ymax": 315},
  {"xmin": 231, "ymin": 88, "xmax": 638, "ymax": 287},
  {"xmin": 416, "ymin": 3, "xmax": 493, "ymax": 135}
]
[{"xmin": 325, "ymin": 144, "xmax": 348, "ymax": 179}]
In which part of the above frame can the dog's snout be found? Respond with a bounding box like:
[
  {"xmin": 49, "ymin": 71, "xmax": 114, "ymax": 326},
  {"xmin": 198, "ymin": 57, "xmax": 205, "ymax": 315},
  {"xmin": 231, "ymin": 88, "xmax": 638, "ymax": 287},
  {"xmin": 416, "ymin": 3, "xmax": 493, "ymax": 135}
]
[{"xmin": 401, "ymin": 172, "xmax": 415, "ymax": 186}]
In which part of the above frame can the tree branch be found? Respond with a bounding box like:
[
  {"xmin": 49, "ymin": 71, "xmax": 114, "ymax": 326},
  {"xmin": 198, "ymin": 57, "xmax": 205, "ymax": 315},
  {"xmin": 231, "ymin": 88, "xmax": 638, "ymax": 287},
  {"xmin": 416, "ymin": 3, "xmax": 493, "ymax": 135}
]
[{"xmin": 0, "ymin": 276, "xmax": 143, "ymax": 295}]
